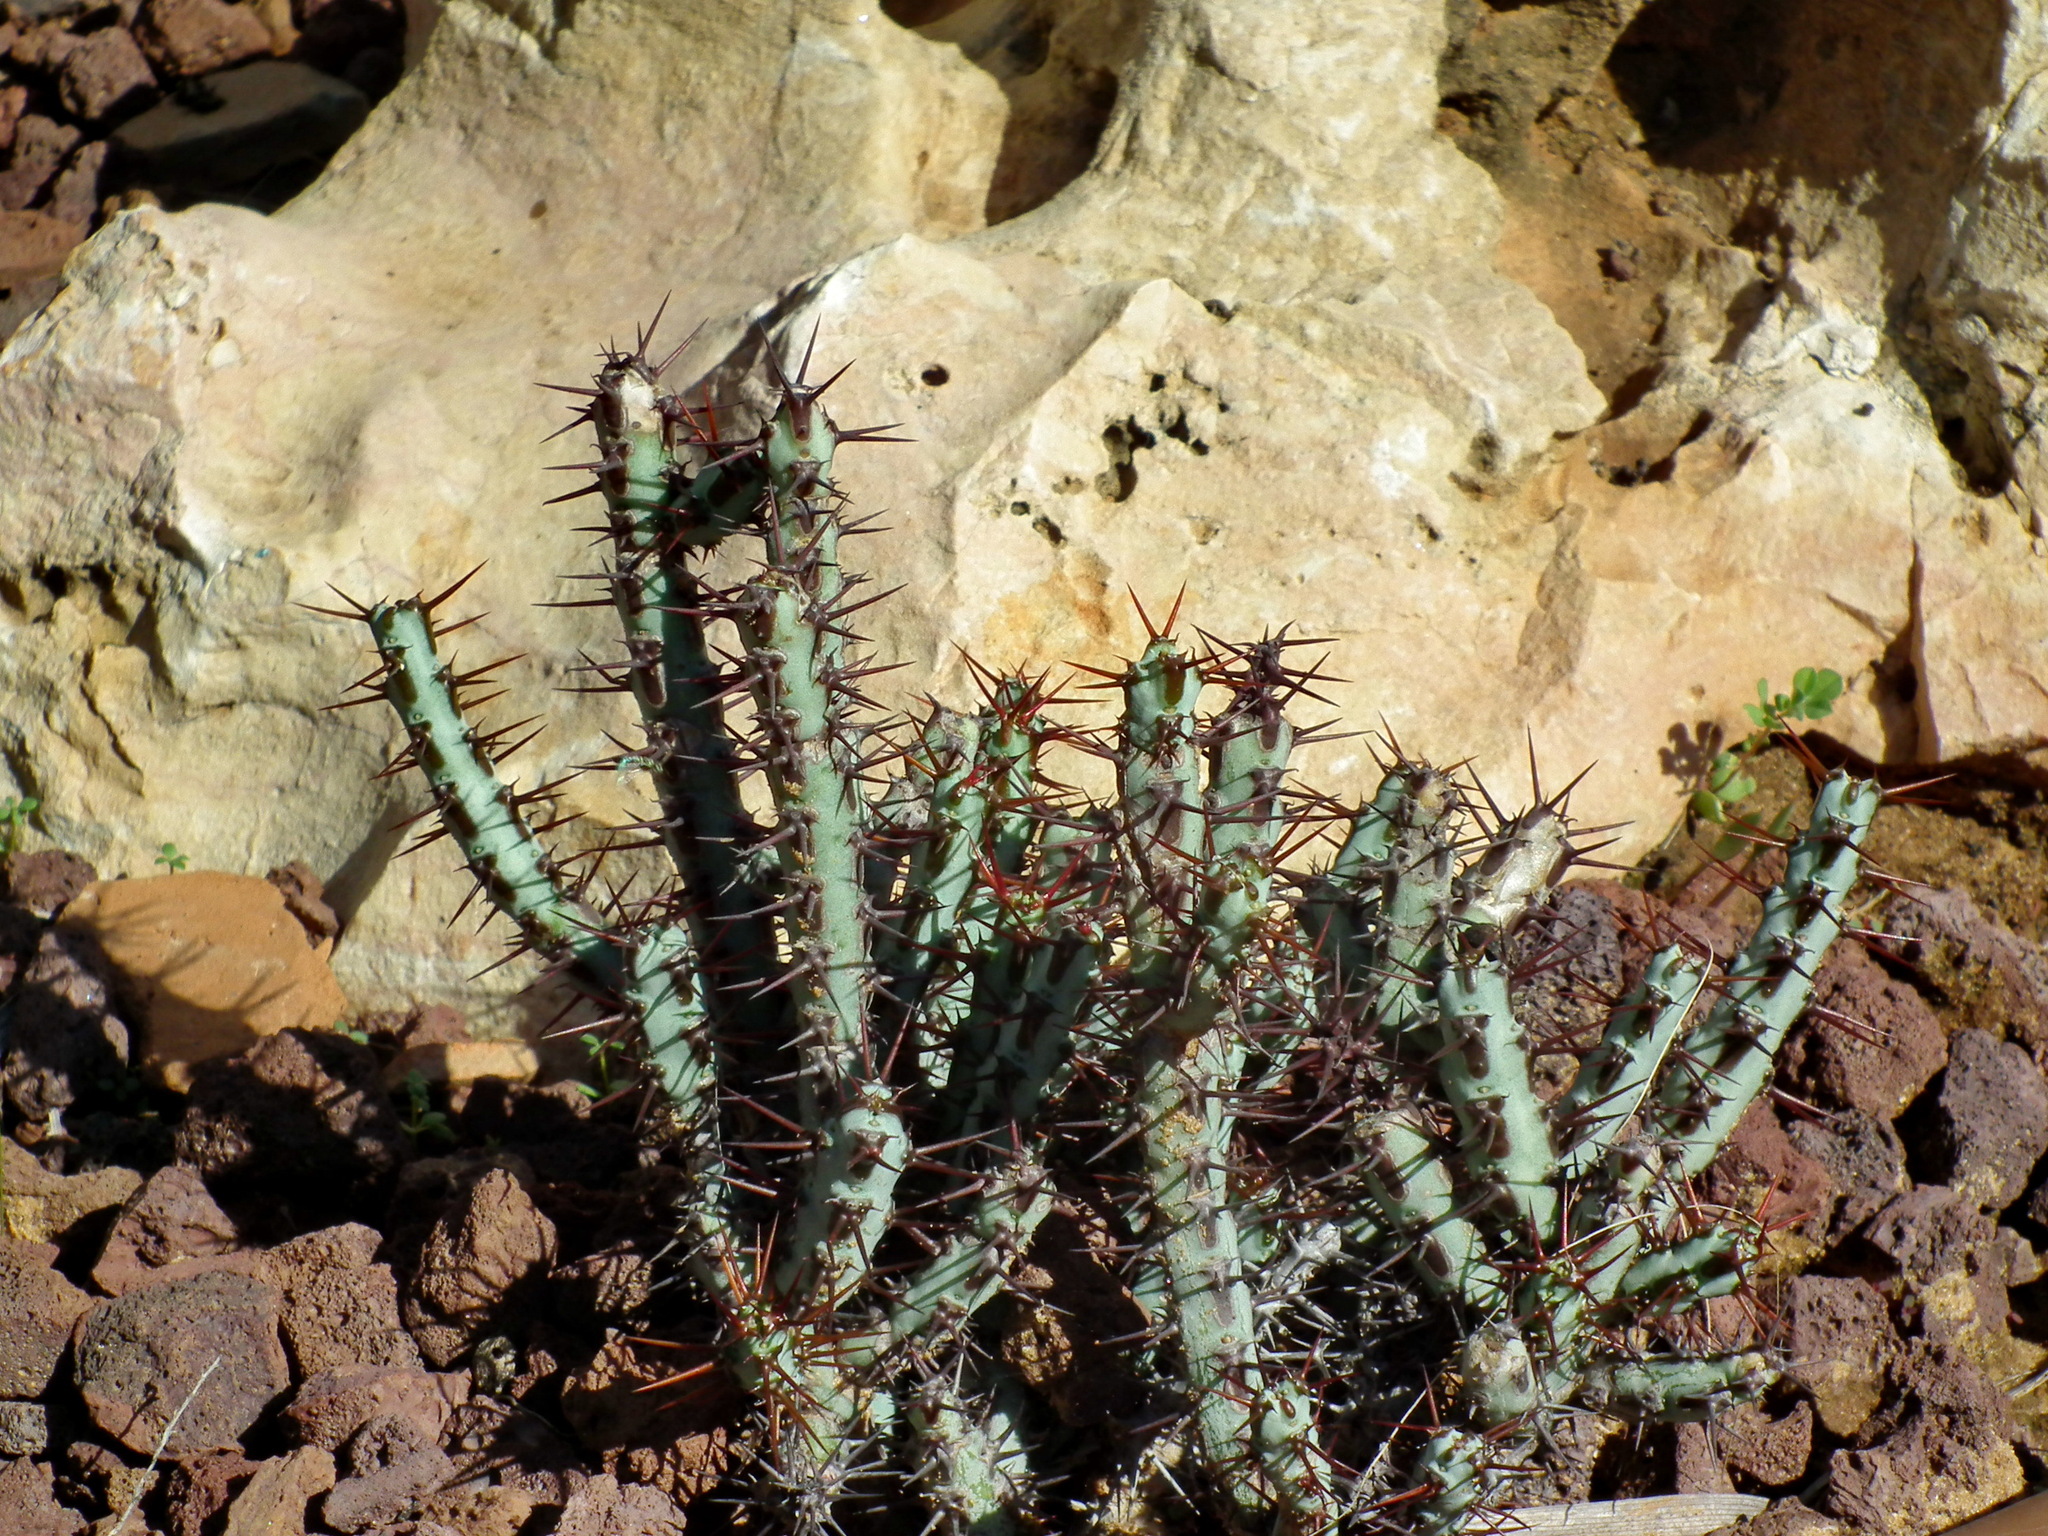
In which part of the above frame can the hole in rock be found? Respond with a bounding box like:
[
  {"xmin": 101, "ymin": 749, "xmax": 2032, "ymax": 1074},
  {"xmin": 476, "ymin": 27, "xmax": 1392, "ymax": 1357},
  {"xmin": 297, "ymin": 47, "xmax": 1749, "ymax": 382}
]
[
  {"xmin": 896, "ymin": 0, "xmax": 1153, "ymax": 225},
  {"xmin": 921, "ymin": 364, "xmax": 951, "ymax": 386}
]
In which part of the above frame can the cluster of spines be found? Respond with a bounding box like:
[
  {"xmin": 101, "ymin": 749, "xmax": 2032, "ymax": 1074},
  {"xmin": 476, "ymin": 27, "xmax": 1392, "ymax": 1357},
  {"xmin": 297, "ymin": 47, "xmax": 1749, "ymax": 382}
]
[{"xmin": 334, "ymin": 313, "xmax": 1889, "ymax": 1536}]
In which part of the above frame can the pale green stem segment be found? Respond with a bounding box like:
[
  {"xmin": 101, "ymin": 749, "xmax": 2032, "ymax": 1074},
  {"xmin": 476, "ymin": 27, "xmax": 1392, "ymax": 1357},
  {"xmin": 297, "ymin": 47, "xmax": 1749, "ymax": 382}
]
[
  {"xmin": 1370, "ymin": 768, "xmax": 1460, "ymax": 1044},
  {"xmin": 1656, "ymin": 773, "xmax": 1880, "ymax": 1174},
  {"xmin": 592, "ymin": 367, "xmax": 775, "ymax": 1010},
  {"xmin": 910, "ymin": 1371, "xmax": 1035, "ymax": 1536},
  {"xmin": 1358, "ymin": 1107, "xmax": 1508, "ymax": 1314},
  {"xmin": 1556, "ymin": 947, "xmax": 1707, "ymax": 1182},
  {"xmin": 887, "ymin": 1161, "xmax": 1054, "ymax": 1347},
  {"xmin": 1433, "ymin": 955, "xmax": 1559, "ymax": 1243}
]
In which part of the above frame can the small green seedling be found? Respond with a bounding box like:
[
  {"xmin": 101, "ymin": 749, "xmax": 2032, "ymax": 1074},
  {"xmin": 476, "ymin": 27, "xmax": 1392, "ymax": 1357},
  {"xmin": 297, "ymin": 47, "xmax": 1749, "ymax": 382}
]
[
  {"xmin": 153, "ymin": 842, "xmax": 189, "ymax": 872},
  {"xmin": 1690, "ymin": 669, "xmax": 1843, "ymax": 855},
  {"xmin": 399, "ymin": 1068, "xmax": 456, "ymax": 1145},
  {"xmin": 0, "ymin": 796, "xmax": 38, "ymax": 855}
]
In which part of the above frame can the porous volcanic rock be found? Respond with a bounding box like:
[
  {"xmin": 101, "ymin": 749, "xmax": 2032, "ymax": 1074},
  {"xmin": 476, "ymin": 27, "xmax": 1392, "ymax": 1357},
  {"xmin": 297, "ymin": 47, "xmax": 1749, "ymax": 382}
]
[
  {"xmin": 72, "ymin": 1269, "xmax": 290, "ymax": 1455},
  {"xmin": 400, "ymin": 1164, "xmax": 557, "ymax": 1367},
  {"xmin": 172, "ymin": 1027, "xmax": 403, "ymax": 1198},
  {"xmin": 0, "ymin": 1235, "xmax": 92, "ymax": 1400},
  {"xmin": 1926, "ymin": 1027, "xmax": 2048, "ymax": 1211}
]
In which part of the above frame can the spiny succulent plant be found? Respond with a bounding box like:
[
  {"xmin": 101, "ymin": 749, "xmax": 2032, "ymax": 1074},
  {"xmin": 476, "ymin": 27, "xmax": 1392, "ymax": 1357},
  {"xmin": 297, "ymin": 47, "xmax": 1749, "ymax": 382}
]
[{"xmin": 326, "ymin": 313, "xmax": 1882, "ymax": 1536}]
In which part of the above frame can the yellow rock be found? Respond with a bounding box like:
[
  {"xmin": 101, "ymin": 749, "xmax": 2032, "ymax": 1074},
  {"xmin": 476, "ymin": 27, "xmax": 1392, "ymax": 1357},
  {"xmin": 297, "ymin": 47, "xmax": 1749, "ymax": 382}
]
[
  {"xmin": 383, "ymin": 1039, "xmax": 540, "ymax": 1091},
  {"xmin": 59, "ymin": 872, "xmax": 352, "ymax": 1092},
  {"xmin": 2, "ymin": 1137, "xmax": 141, "ymax": 1245}
]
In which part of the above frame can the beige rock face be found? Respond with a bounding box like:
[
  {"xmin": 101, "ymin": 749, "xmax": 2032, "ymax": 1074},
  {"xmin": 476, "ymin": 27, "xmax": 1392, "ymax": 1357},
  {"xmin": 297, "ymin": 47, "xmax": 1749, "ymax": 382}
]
[{"xmin": 0, "ymin": 0, "xmax": 2045, "ymax": 1017}]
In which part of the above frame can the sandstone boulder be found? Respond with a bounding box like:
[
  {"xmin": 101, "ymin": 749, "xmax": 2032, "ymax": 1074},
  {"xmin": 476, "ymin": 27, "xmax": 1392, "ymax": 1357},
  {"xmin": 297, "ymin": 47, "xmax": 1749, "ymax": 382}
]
[{"xmin": 1, "ymin": 0, "xmax": 2046, "ymax": 1024}]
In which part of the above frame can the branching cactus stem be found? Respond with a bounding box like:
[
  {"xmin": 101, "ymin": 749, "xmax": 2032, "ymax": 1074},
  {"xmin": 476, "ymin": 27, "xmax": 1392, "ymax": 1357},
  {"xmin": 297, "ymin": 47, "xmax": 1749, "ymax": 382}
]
[{"xmin": 333, "ymin": 315, "xmax": 1883, "ymax": 1536}]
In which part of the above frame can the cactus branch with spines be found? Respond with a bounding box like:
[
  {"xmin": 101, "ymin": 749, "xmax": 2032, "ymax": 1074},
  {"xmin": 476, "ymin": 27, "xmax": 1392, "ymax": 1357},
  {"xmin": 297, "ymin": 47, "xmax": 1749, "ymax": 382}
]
[{"xmin": 334, "ymin": 314, "xmax": 1882, "ymax": 1536}]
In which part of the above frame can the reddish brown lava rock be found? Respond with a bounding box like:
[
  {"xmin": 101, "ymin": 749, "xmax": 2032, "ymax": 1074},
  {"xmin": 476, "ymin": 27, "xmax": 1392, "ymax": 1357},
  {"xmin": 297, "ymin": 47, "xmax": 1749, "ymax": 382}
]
[
  {"xmin": 265, "ymin": 861, "xmax": 341, "ymax": 948},
  {"xmin": 279, "ymin": 1364, "xmax": 465, "ymax": 1453},
  {"xmin": 90, "ymin": 1165, "xmax": 244, "ymax": 1295},
  {"xmin": 55, "ymin": 27, "xmax": 156, "ymax": 122},
  {"xmin": 173, "ymin": 1027, "xmax": 404, "ymax": 1198},
  {"xmin": 73, "ymin": 1270, "xmax": 290, "ymax": 1455},
  {"xmin": 443, "ymin": 1394, "xmax": 588, "ymax": 1504},
  {"xmin": 161, "ymin": 1447, "xmax": 262, "ymax": 1536},
  {"xmin": 1786, "ymin": 1110, "xmax": 1909, "ymax": 1242},
  {"xmin": 319, "ymin": 1413, "xmax": 451, "ymax": 1534},
  {"xmin": 560, "ymin": 1334, "xmax": 733, "ymax": 1503},
  {"xmin": 1783, "ymin": 1274, "xmax": 1899, "ymax": 1437},
  {"xmin": 402, "ymin": 1165, "xmax": 558, "ymax": 1368},
  {"xmin": 262, "ymin": 1223, "xmax": 420, "ymax": 1375},
  {"xmin": 0, "ymin": 1455, "xmax": 84, "ymax": 1536},
  {"xmin": 4, "ymin": 928, "xmax": 131, "ymax": 1123},
  {"xmin": 1863, "ymin": 1185, "xmax": 2016, "ymax": 1347},
  {"xmin": 1704, "ymin": 1099, "xmax": 1835, "ymax": 1239},
  {"xmin": 0, "ymin": 1235, "xmax": 91, "ymax": 1400},
  {"xmin": 1824, "ymin": 1339, "xmax": 2024, "ymax": 1534},
  {"xmin": 133, "ymin": 0, "xmax": 273, "ymax": 77},
  {"xmin": 555, "ymin": 1472, "xmax": 687, "ymax": 1536},
  {"xmin": 1716, "ymin": 1397, "xmax": 1816, "ymax": 1490},
  {"xmin": 2, "ymin": 851, "xmax": 96, "ymax": 920},
  {"xmin": 1928, "ymin": 1027, "xmax": 2048, "ymax": 1211},
  {"xmin": 1785, "ymin": 941, "xmax": 1947, "ymax": 1120}
]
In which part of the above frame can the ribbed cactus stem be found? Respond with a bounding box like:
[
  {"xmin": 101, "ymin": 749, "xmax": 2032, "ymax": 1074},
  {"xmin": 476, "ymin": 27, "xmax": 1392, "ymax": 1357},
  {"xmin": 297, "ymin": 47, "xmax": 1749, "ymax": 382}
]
[
  {"xmin": 1656, "ymin": 772, "xmax": 1880, "ymax": 1174},
  {"xmin": 591, "ymin": 361, "xmax": 775, "ymax": 1010},
  {"xmin": 1358, "ymin": 1107, "xmax": 1508, "ymax": 1313},
  {"xmin": 1556, "ymin": 947, "xmax": 1706, "ymax": 1181},
  {"xmin": 911, "ymin": 1372, "xmax": 1035, "ymax": 1536},
  {"xmin": 1432, "ymin": 955, "xmax": 1558, "ymax": 1241},
  {"xmin": 368, "ymin": 600, "xmax": 606, "ymax": 964}
]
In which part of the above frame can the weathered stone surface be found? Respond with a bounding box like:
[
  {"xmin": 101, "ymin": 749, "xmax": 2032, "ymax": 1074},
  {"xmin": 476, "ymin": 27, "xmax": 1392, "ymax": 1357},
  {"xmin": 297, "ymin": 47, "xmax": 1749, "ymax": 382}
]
[
  {"xmin": 73, "ymin": 1270, "xmax": 290, "ymax": 1456},
  {"xmin": 3, "ymin": 0, "xmax": 2048, "ymax": 1023},
  {"xmin": 133, "ymin": 0, "xmax": 272, "ymax": 76},
  {"xmin": 1823, "ymin": 1340, "xmax": 2024, "ymax": 1535},
  {"xmin": 261, "ymin": 1223, "xmax": 420, "ymax": 1375},
  {"xmin": 1783, "ymin": 1275, "xmax": 1897, "ymax": 1437},
  {"xmin": 401, "ymin": 1165, "xmax": 557, "ymax": 1367},
  {"xmin": 59, "ymin": 873, "xmax": 351, "ymax": 1090},
  {"xmin": 1785, "ymin": 943, "xmax": 1948, "ymax": 1121},
  {"xmin": 1, "ymin": 1137, "xmax": 141, "ymax": 1246},
  {"xmin": 320, "ymin": 1414, "xmax": 449, "ymax": 1533},
  {"xmin": 555, "ymin": 1473, "xmax": 686, "ymax": 1536},
  {"xmin": 0, "ymin": 1456, "xmax": 85, "ymax": 1536},
  {"xmin": 159, "ymin": 1447, "xmax": 261, "ymax": 1536},
  {"xmin": 3, "ymin": 928, "xmax": 131, "ymax": 1122},
  {"xmin": 3, "ymin": 850, "xmax": 95, "ymax": 919},
  {"xmin": 1786, "ymin": 1111, "xmax": 1909, "ymax": 1245},
  {"xmin": 0, "ymin": 1236, "xmax": 90, "ymax": 1409},
  {"xmin": 172, "ymin": 1027, "xmax": 403, "ymax": 1194},
  {"xmin": 90, "ymin": 1165, "xmax": 244, "ymax": 1295},
  {"xmin": 278, "ymin": 1363, "xmax": 464, "ymax": 1452},
  {"xmin": 55, "ymin": 26, "xmax": 155, "ymax": 122},
  {"xmin": 218, "ymin": 1446, "xmax": 333, "ymax": 1536},
  {"xmin": 1928, "ymin": 1027, "xmax": 2048, "ymax": 1211},
  {"xmin": 0, "ymin": 1400, "xmax": 52, "ymax": 1455}
]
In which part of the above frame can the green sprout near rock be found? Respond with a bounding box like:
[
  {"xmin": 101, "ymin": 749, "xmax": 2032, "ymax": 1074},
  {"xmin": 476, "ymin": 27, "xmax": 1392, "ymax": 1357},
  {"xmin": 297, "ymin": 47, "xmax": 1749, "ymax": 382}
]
[
  {"xmin": 1688, "ymin": 667, "xmax": 1843, "ymax": 860},
  {"xmin": 152, "ymin": 842, "xmax": 188, "ymax": 872},
  {"xmin": 398, "ymin": 1068, "xmax": 456, "ymax": 1146},
  {"xmin": 0, "ymin": 795, "xmax": 38, "ymax": 855},
  {"xmin": 328, "ymin": 319, "xmax": 1882, "ymax": 1534}
]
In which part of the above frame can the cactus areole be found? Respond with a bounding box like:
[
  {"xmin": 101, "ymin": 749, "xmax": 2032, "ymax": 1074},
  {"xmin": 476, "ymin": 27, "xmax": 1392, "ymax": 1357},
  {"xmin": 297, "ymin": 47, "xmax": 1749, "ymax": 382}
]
[{"xmin": 333, "ymin": 319, "xmax": 1881, "ymax": 1534}]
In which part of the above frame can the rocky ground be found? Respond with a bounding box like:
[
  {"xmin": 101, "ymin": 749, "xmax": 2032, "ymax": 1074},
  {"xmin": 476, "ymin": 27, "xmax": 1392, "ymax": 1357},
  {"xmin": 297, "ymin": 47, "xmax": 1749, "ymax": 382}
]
[
  {"xmin": 0, "ymin": 744, "xmax": 2042, "ymax": 1535},
  {"xmin": 0, "ymin": 0, "xmax": 401, "ymax": 335}
]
